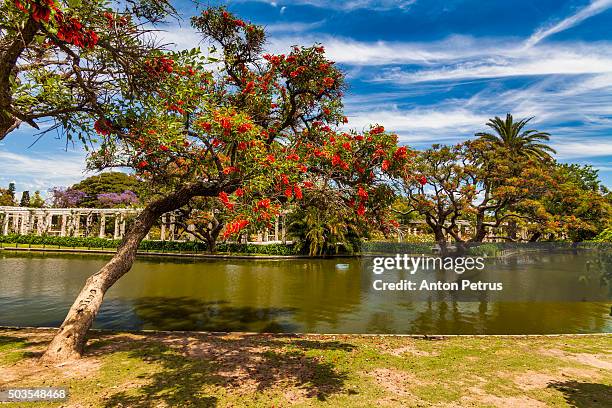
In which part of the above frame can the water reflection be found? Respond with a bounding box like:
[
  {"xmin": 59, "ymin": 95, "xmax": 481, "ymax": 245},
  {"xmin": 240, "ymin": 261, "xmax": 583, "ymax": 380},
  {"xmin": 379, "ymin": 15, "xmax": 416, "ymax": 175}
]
[{"xmin": 0, "ymin": 251, "xmax": 610, "ymax": 334}]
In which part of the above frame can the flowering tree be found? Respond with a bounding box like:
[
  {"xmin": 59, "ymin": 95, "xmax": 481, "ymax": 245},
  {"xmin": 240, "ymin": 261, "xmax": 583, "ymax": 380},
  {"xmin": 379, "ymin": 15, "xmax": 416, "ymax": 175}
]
[
  {"xmin": 0, "ymin": 0, "xmax": 174, "ymax": 140},
  {"xmin": 49, "ymin": 187, "xmax": 87, "ymax": 207},
  {"xmin": 96, "ymin": 190, "xmax": 139, "ymax": 208},
  {"xmin": 42, "ymin": 7, "xmax": 413, "ymax": 361}
]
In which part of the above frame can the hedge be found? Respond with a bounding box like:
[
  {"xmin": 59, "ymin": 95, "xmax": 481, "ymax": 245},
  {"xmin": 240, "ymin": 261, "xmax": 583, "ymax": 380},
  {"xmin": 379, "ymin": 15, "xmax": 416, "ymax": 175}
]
[{"xmin": 0, "ymin": 234, "xmax": 298, "ymax": 255}]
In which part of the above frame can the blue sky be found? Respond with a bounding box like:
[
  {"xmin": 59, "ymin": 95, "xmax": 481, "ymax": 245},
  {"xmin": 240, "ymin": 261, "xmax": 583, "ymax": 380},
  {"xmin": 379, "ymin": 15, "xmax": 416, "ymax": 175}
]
[{"xmin": 2, "ymin": 0, "xmax": 612, "ymax": 196}]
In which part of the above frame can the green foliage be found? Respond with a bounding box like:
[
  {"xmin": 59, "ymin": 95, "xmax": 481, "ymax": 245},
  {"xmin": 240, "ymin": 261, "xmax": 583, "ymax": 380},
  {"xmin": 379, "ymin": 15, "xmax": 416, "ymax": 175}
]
[
  {"xmin": 467, "ymin": 243, "xmax": 501, "ymax": 257},
  {"xmin": 0, "ymin": 234, "xmax": 297, "ymax": 255},
  {"xmin": 71, "ymin": 172, "xmax": 143, "ymax": 207},
  {"xmin": 19, "ymin": 191, "xmax": 30, "ymax": 207},
  {"xmin": 0, "ymin": 188, "xmax": 15, "ymax": 206},
  {"xmin": 359, "ymin": 241, "xmax": 435, "ymax": 254},
  {"xmin": 29, "ymin": 191, "xmax": 45, "ymax": 208},
  {"xmin": 592, "ymin": 228, "xmax": 612, "ymax": 243},
  {"xmin": 475, "ymin": 113, "xmax": 556, "ymax": 160}
]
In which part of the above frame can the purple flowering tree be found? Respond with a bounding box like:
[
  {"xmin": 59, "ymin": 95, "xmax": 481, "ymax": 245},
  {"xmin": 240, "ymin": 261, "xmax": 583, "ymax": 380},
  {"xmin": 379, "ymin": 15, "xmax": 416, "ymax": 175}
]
[
  {"xmin": 96, "ymin": 190, "xmax": 139, "ymax": 208},
  {"xmin": 50, "ymin": 187, "xmax": 87, "ymax": 208}
]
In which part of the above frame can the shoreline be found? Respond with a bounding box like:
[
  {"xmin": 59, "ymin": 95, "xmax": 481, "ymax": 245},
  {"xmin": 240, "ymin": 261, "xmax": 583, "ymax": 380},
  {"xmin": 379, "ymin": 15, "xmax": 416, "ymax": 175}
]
[{"xmin": 2, "ymin": 326, "xmax": 610, "ymax": 338}]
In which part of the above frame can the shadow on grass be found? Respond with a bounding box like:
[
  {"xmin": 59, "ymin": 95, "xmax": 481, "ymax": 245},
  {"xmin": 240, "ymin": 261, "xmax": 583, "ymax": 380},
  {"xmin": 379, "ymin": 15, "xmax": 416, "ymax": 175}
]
[
  {"xmin": 131, "ymin": 297, "xmax": 298, "ymax": 333},
  {"xmin": 548, "ymin": 381, "xmax": 612, "ymax": 408},
  {"xmin": 87, "ymin": 298, "xmax": 355, "ymax": 407}
]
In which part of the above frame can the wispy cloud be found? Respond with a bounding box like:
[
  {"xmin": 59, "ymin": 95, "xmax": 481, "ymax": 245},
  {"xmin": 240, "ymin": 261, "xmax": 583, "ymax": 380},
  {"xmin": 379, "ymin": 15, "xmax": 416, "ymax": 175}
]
[
  {"xmin": 244, "ymin": 0, "xmax": 418, "ymax": 11},
  {"xmin": 525, "ymin": 0, "xmax": 612, "ymax": 47},
  {"xmin": 0, "ymin": 150, "xmax": 89, "ymax": 194}
]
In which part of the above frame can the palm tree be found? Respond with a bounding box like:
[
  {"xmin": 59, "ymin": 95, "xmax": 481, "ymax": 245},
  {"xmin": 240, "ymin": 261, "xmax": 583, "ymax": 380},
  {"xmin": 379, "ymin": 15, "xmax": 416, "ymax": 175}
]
[{"xmin": 475, "ymin": 113, "xmax": 556, "ymax": 160}]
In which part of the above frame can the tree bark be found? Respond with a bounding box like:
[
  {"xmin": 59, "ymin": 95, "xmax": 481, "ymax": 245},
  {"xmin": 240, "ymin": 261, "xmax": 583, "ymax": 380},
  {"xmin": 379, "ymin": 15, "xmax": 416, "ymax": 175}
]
[
  {"xmin": 0, "ymin": 17, "xmax": 39, "ymax": 141},
  {"xmin": 41, "ymin": 181, "xmax": 226, "ymax": 363}
]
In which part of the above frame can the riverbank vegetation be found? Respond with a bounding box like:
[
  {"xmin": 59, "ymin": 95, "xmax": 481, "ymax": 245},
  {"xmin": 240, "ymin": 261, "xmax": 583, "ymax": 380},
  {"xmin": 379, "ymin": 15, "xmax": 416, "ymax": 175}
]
[{"xmin": 1, "ymin": 329, "xmax": 610, "ymax": 407}]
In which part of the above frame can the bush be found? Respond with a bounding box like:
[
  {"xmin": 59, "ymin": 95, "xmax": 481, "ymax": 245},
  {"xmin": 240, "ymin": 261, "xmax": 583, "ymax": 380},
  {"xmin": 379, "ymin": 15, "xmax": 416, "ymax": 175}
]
[
  {"xmin": 592, "ymin": 228, "xmax": 612, "ymax": 243},
  {"xmin": 467, "ymin": 243, "xmax": 501, "ymax": 257},
  {"xmin": 0, "ymin": 234, "xmax": 297, "ymax": 255},
  {"xmin": 359, "ymin": 241, "xmax": 435, "ymax": 254}
]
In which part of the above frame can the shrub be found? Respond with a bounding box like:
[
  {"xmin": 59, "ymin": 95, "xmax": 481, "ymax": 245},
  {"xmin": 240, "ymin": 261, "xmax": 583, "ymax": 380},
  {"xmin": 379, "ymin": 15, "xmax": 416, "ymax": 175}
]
[
  {"xmin": 0, "ymin": 234, "xmax": 297, "ymax": 255},
  {"xmin": 592, "ymin": 228, "xmax": 612, "ymax": 243},
  {"xmin": 467, "ymin": 243, "xmax": 501, "ymax": 257}
]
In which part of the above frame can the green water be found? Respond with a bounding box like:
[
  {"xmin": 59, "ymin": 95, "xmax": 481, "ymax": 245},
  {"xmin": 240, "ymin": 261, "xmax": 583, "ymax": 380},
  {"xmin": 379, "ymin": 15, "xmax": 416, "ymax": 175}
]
[{"xmin": 0, "ymin": 250, "xmax": 610, "ymax": 334}]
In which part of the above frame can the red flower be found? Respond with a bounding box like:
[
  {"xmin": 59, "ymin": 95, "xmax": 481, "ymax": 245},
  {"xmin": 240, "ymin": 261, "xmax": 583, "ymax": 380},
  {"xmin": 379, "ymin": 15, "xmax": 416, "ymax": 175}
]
[
  {"xmin": 257, "ymin": 199, "xmax": 271, "ymax": 209},
  {"xmin": 281, "ymin": 174, "xmax": 289, "ymax": 185},
  {"xmin": 137, "ymin": 160, "xmax": 148, "ymax": 168},
  {"xmin": 382, "ymin": 159, "xmax": 390, "ymax": 171},
  {"xmin": 93, "ymin": 119, "xmax": 111, "ymax": 136},
  {"xmin": 322, "ymin": 77, "xmax": 335, "ymax": 88},
  {"xmin": 266, "ymin": 154, "xmax": 276, "ymax": 163},
  {"xmin": 394, "ymin": 146, "xmax": 408, "ymax": 160},
  {"xmin": 200, "ymin": 121, "xmax": 212, "ymax": 131},
  {"xmin": 357, "ymin": 186, "xmax": 369, "ymax": 200},
  {"xmin": 243, "ymin": 81, "xmax": 255, "ymax": 94},
  {"xmin": 235, "ymin": 188, "xmax": 244, "ymax": 197},
  {"xmin": 237, "ymin": 123, "xmax": 253, "ymax": 133},
  {"xmin": 342, "ymin": 142, "xmax": 351, "ymax": 150},
  {"xmin": 159, "ymin": 145, "xmax": 169, "ymax": 152},
  {"xmin": 370, "ymin": 125, "xmax": 385, "ymax": 135},
  {"xmin": 294, "ymin": 185, "xmax": 303, "ymax": 199},
  {"xmin": 303, "ymin": 181, "xmax": 314, "ymax": 188},
  {"xmin": 357, "ymin": 203, "xmax": 366, "ymax": 217},
  {"xmin": 287, "ymin": 153, "xmax": 300, "ymax": 161},
  {"xmin": 285, "ymin": 187, "xmax": 293, "ymax": 199},
  {"xmin": 14, "ymin": 0, "xmax": 27, "ymax": 13},
  {"xmin": 219, "ymin": 192, "xmax": 234, "ymax": 210},
  {"xmin": 419, "ymin": 176, "xmax": 427, "ymax": 186},
  {"xmin": 331, "ymin": 154, "xmax": 342, "ymax": 166}
]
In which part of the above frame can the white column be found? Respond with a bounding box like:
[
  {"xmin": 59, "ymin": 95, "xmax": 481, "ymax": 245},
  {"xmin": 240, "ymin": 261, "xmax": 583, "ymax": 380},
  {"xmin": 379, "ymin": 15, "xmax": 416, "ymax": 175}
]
[
  {"xmin": 60, "ymin": 214, "xmax": 67, "ymax": 237},
  {"xmin": 274, "ymin": 218, "xmax": 279, "ymax": 241},
  {"xmin": 74, "ymin": 212, "xmax": 80, "ymax": 237},
  {"xmin": 281, "ymin": 215, "xmax": 286, "ymax": 244},
  {"xmin": 99, "ymin": 214, "xmax": 106, "ymax": 238},
  {"xmin": 2, "ymin": 213, "xmax": 9, "ymax": 235},
  {"xmin": 113, "ymin": 214, "xmax": 120, "ymax": 240},
  {"xmin": 169, "ymin": 213, "xmax": 176, "ymax": 241},
  {"xmin": 120, "ymin": 214, "xmax": 126, "ymax": 239},
  {"xmin": 160, "ymin": 214, "xmax": 166, "ymax": 241},
  {"xmin": 12, "ymin": 213, "xmax": 19, "ymax": 234}
]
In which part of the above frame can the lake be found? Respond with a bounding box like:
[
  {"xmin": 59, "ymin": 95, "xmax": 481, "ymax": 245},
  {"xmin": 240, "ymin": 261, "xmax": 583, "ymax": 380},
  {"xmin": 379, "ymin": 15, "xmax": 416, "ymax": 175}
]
[{"xmin": 0, "ymin": 250, "xmax": 610, "ymax": 334}]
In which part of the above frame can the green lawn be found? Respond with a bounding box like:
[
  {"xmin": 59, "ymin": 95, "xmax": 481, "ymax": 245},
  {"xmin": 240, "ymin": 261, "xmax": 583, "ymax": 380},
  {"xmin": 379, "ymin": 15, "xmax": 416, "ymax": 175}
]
[{"xmin": 0, "ymin": 329, "xmax": 610, "ymax": 407}]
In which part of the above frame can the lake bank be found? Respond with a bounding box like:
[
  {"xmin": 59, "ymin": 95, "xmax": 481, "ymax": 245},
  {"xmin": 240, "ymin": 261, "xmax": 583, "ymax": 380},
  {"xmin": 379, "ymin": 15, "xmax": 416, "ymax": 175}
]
[{"xmin": 1, "ymin": 328, "xmax": 610, "ymax": 407}]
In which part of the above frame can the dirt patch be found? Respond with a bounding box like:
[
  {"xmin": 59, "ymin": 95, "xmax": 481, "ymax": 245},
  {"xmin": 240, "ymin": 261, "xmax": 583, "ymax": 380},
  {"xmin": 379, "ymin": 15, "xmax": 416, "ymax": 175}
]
[
  {"xmin": 369, "ymin": 368, "xmax": 424, "ymax": 397},
  {"xmin": 540, "ymin": 348, "xmax": 612, "ymax": 370},
  {"xmin": 513, "ymin": 371, "xmax": 558, "ymax": 391},
  {"xmin": 466, "ymin": 386, "xmax": 547, "ymax": 408},
  {"xmin": 387, "ymin": 345, "xmax": 438, "ymax": 357}
]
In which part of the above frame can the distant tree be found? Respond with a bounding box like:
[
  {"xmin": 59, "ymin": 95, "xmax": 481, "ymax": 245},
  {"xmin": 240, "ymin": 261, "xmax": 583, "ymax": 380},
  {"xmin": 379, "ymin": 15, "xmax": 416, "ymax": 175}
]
[
  {"xmin": 96, "ymin": 190, "xmax": 139, "ymax": 208},
  {"xmin": 71, "ymin": 172, "xmax": 142, "ymax": 207},
  {"xmin": 30, "ymin": 191, "xmax": 45, "ymax": 208},
  {"xmin": 519, "ymin": 163, "xmax": 612, "ymax": 242},
  {"xmin": 20, "ymin": 191, "xmax": 30, "ymax": 207},
  {"xmin": 50, "ymin": 187, "xmax": 87, "ymax": 207},
  {"xmin": 0, "ymin": 188, "xmax": 15, "ymax": 206},
  {"xmin": 8, "ymin": 182, "xmax": 16, "ymax": 200},
  {"xmin": 475, "ymin": 114, "xmax": 556, "ymax": 160}
]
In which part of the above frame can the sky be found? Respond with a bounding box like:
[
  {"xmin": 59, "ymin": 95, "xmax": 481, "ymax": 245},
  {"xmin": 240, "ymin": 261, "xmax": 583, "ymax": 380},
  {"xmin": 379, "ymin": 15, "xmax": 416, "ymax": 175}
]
[{"xmin": 2, "ymin": 0, "xmax": 612, "ymax": 197}]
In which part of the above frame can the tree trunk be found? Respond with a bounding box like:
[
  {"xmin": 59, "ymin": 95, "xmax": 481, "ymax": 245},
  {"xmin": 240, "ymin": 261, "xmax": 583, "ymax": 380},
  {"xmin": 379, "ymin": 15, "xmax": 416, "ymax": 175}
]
[
  {"xmin": 0, "ymin": 17, "xmax": 40, "ymax": 141},
  {"xmin": 41, "ymin": 181, "xmax": 225, "ymax": 363}
]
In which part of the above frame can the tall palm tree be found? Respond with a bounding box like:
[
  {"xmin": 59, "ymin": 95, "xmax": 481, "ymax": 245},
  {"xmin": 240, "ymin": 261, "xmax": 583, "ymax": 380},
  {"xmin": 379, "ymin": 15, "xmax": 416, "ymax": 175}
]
[{"xmin": 475, "ymin": 113, "xmax": 556, "ymax": 160}]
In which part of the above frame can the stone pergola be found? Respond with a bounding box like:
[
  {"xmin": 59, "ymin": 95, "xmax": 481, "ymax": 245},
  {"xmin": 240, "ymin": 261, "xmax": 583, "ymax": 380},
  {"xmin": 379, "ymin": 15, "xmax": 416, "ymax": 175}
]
[
  {"xmin": 0, "ymin": 206, "xmax": 140, "ymax": 240},
  {"xmin": 0, "ymin": 206, "xmax": 288, "ymax": 243}
]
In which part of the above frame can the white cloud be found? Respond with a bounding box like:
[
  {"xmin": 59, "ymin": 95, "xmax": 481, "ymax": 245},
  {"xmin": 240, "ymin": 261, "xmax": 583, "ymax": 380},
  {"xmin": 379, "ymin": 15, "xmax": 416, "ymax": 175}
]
[
  {"xmin": 244, "ymin": 0, "xmax": 417, "ymax": 11},
  {"xmin": 552, "ymin": 139, "xmax": 612, "ymax": 159},
  {"xmin": 0, "ymin": 150, "xmax": 89, "ymax": 194},
  {"xmin": 525, "ymin": 0, "xmax": 612, "ymax": 47}
]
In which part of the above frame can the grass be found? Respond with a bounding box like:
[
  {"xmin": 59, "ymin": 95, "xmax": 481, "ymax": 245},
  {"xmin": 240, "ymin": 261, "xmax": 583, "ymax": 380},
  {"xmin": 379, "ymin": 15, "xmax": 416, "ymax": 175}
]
[{"xmin": 0, "ymin": 329, "xmax": 610, "ymax": 407}]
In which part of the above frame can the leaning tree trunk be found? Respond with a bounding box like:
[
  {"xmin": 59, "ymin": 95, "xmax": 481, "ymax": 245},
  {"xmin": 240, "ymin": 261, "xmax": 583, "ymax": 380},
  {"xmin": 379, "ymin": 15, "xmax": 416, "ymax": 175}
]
[{"xmin": 41, "ymin": 182, "xmax": 223, "ymax": 363}]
